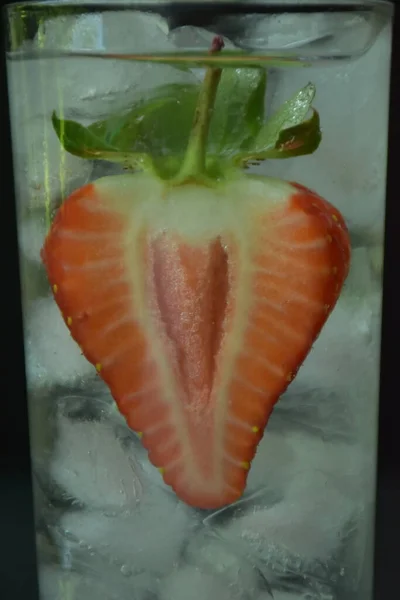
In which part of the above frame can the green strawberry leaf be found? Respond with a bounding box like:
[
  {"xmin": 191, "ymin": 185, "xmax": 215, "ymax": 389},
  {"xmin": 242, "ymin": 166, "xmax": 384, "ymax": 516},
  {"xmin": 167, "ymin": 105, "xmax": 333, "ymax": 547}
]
[
  {"xmin": 209, "ymin": 68, "xmax": 266, "ymax": 155},
  {"xmin": 235, "ymin": 82, "xmax": 321, "ymax": 163},
  {"xmin": 51, "ymin": 112, "xmax": 153, "ymax": 171},
  {"xmin": 52, "ymin": 112, "xmax": 117, "ymax": 157},
  {"xmin": 87, "ymin": 84, "xmax": 198, "ymax": 154},
  {"xmin": 253, "ymin": 83, "xmax": 316, "ymax": 152},
  {"xmin": 52, "ymin": 68, "xmax": 267, "ymax": 169},
  {"xmin": 257, "ymin": 109, "xmax": 321, "ymax": 159}
]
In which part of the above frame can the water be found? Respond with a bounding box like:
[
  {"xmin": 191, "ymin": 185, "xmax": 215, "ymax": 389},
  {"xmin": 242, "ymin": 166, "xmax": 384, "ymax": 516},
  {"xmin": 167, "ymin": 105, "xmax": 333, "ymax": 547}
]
[{"xmin": 5, "ymin": 3, "xmax": 392, "ymax": 600}]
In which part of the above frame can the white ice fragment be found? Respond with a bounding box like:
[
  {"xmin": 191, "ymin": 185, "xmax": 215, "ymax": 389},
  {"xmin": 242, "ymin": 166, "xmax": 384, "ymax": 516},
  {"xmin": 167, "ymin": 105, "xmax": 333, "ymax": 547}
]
[
  {"xmin": 60, "ymin": 495, "xmax": 195, "ymax": 576},
  {"xmin": 50, "ymin": 417, "xmax": 143, "ymax": 510},
  {"xmin": 160, "ymin": 566, "xmax": 235, "ymax": 600},
  {"xmin": 25, "ymin": 297, "xmax": 94, "ymax": 388}
]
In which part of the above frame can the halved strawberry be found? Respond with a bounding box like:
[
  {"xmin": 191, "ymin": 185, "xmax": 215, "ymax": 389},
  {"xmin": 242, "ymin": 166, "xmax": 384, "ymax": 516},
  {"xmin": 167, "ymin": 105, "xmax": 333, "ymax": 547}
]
[
  {"xmin": 41, "ymin": 173, "xmax": 350, "ymax": 509},
  {"xmin": 41, "ymin": 36, "xmax": 351, "ymax": 508}
]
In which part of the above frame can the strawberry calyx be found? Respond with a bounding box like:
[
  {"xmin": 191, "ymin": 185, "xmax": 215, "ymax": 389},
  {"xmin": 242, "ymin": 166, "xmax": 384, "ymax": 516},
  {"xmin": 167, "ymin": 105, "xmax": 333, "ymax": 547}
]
[
  {"xmin": 52, "ymin": 37, "xmax": 321, "ymax": 186},
  {"xmin": 169, "ymin": 35, "xmax": 225, "ymax": 186}
]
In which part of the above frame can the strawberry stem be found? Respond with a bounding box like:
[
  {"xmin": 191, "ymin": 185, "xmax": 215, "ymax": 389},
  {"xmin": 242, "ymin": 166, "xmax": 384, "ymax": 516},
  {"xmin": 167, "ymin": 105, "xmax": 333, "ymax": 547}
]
[{"xmin": 172, "ymin": 36, "xmax": 225, "ymax": 185}]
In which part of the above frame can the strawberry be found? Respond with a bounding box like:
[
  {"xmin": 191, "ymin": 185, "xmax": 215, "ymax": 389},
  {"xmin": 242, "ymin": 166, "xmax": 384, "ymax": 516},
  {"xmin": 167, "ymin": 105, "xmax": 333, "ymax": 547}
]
[{"xmin": 42, "ymin": 37, "xmax": 350, "ymax": 509}]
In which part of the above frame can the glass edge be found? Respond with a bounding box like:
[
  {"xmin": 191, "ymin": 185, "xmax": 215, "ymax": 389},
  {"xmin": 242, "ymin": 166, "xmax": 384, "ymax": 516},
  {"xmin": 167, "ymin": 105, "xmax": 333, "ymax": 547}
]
[{"xmin": 2, "ymin": 0, "xmax": 396, "ymax": 16}]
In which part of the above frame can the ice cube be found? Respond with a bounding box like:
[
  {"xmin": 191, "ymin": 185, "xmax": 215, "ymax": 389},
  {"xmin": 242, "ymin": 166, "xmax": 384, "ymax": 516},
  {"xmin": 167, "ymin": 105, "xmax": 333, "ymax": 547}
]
[
  {"xmin": 38, "ymin": 10, "xmax": 169, "ymax": 53},
  {"xmin": 245, "ymin": 430, "xmax": 295, "ymax": 495},
  {"xmin": 50, "ymin": 416, "xmax": 144, "ymax": 511},
  {"xmin": 19, "ymin": 211, "xmax": 48, "ymax": 264},
  {"xmin": 38, "ymin": 565, "xmax": 132, "ymax": 600},
  {"xmin": 247, "ymin": 255, "xmax": 380, "ymax": 490},
  {"xmin": 273, "ymin": 248, "xmax": 382, "ymax": 445},
  {"xmin": 266, "ymin": 592, "xmax": 333, "ymax": 600},
  {"xmin": 261, "ymin": 25, "xmax": 391, "ymax": 238},
  {"xmin": 7, "ymin": 10, "xmax": 198, "ymax": 213},
  {"xmin": 160, "ymin": 565, "xmax": 244, "ymax": 600},
  {"xmin": 25, "ymin": 297, "xmax": 94, "ymax": 388},
  {"xmin": 205, "ymin": 469, "xmax": 359, "ymax": 577},
  {"xmin": 29, "ymin": 11, "xmax": 196, "ymax": 121},
  {"xmin": 168, "ymin": 25, "xmax": 237, "ymax": 83},
  {"xmin": 247, "ymin": 428, "xmax": 370, "ymax": 521},
  {"xmin": 7, "ymin": 97, "xmax": 93, "ymax": 212},
  {"xmin": 234, "ymin": 13, "xmax": 334, "ymax": 50},
  {"xmin": 59, "ymin": 493, "xmax": 195, "ymax": 577},
  {"xmin": 261, "ymin": 594, "xmax": 298, "ymax": 600},
  {"xmin": 183, "ymin": 530, "xmax": 268, "ymax": 598},
  {"xmin": 168, "ymin": 25, "xmax": 236, "ymax": 50}
]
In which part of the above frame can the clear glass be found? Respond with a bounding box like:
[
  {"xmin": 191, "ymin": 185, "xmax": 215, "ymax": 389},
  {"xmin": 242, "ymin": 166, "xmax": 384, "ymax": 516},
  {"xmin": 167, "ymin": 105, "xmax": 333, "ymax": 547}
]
[{"xmin": 4, "ymin": 2, "xmax": 393, "ymax": 599}]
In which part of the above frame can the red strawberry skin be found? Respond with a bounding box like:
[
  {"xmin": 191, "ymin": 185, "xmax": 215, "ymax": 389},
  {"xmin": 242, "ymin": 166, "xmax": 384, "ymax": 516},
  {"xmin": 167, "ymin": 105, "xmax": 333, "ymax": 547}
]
[{"xmin": 41, "ymin": 174, "xmax": 350, "ymax": 509}]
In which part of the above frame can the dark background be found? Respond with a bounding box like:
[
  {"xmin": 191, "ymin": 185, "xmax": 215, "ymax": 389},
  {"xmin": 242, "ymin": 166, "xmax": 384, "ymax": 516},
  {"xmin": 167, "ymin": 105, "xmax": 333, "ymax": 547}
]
[{"xmin": 0, "ymin": 2, "xmax": 399, "ymax": 599}]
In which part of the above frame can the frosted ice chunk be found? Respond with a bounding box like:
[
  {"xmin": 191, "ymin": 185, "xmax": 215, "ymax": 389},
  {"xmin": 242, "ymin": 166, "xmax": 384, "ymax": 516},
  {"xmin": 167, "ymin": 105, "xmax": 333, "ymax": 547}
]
[
  {"xmin": 270, "ymin": 249, "xmax": 383, "ymax": 446},
  {"xmin": 59, "ymin": 495, "xmax": 195, "ymax": 576},
  {"xmin": 247, "ymin": 253, "xmax": 381, "ymax": 490},
  {"xmin": 248, "ymin": 429, "xmax": 369, "ymax": 516},
  {"xmin": 205, "ymin": 470, "xmax": 359, "ymax": 577},
  {"xmin": 50, "ymin": 417, "xmax": 144, "ymax": 511},
  {"xmin": 25, "ymin": 297, "xmax": 94, "ymax": 388}
]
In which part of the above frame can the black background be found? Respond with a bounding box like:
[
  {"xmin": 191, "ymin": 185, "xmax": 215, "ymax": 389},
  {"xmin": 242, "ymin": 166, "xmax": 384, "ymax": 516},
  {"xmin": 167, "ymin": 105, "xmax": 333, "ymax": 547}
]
[{"xmin": 0, "ymin": 2, "xmax": 399, "ymax": 599}]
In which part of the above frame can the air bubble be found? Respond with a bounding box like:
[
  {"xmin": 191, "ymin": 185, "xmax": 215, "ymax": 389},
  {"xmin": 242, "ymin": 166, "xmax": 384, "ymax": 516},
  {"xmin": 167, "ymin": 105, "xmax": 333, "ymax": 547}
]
[{"xmin": 120, "ymin": 564, "xmax": 133, "ymax": 577}]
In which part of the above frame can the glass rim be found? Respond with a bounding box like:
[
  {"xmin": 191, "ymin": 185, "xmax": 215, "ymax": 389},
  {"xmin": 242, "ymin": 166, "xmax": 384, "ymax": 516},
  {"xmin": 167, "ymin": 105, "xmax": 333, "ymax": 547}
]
[{"xmin": 4, "ymin": 0, "xmax": 395, "ymax": 14}]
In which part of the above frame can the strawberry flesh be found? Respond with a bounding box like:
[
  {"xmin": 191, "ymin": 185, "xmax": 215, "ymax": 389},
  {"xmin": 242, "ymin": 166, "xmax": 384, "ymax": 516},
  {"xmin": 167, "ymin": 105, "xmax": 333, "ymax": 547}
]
[{"xmin": 41, "ymin": 174, "xmax": 350, "ymax": 509}]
